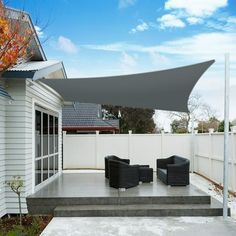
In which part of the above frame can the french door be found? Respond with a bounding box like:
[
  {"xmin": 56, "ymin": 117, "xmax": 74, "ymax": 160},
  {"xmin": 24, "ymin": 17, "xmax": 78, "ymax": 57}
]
[{"xmin": 35, "ymin": 106, "xmax": 59, "ymax": 186}]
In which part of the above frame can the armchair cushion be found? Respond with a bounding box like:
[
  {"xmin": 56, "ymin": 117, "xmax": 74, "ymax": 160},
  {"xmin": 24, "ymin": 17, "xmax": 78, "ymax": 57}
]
[
  {"xmin": 156, "ymin": 155, "xmax": 189, "ymax": 186},
  {"xmin": 105, "ymin": 155, "xmax": 130, "ymax": 178},
  {"xmin": 108, "ymin": 160, "xmax": 139, "ymax": 189}
]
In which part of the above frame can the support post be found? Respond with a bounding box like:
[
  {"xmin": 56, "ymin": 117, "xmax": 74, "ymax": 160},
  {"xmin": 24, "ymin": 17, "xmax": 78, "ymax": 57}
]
[
  {"xmin": 231, "ymin": 127, "xmax": 236, "ymax": 192},
  {"xmin": 95, "ymin": 131, "xmax": 99, "ymax": 168},
  {"xmin": 209, "ymin": 128, "xmax": 214, "ymax": 179},
  {"xmin": 161, "ymin": 130, "xmax": 164, "ymax": 158},
  {"xmin": 223, "ymin": 53, "xmax": 230, "ymax": 219},
  {"xmin": 128, "ymin": 130, "xmax": 132, "ymax": 159}
]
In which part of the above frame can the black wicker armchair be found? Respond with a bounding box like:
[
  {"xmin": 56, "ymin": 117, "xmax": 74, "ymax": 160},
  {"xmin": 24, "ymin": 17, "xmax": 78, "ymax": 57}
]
[
  {"xmin": 109, "ymin": 160, "xmax": 139, "ymax": 189},
  {"xmin": 104, "ymin": 155, "xmax": 130, "ymax": 179},
  {"xmin": 156, "ymin": 155, "xmax": 189, "ymax": 186}
]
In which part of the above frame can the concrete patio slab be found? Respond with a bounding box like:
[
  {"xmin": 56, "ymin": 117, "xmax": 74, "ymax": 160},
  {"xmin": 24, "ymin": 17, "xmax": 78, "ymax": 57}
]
[
  {"xmin": 29, "ymin": 172, "xmax": 207, "ymax": 198},
  {"xmin": 41, "ymin": 216, "xmax": 236, "ymax": 236}
]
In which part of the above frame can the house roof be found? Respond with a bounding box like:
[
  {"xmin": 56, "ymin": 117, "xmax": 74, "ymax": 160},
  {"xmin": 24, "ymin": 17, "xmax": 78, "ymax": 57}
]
[
  {"xmin": 3, "ymin": 60, "xmax": 67, "ymax": 80},
  {"xmin": 6, "ymin": 7, "xmax": 46, "ymax": 61},
  {"xmin": 62, "ymin": 103, "xmax": 119, "ymax": 130}
]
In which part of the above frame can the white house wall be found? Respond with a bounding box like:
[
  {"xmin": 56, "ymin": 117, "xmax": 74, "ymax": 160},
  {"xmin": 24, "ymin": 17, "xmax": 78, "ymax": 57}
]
[
  {"xmin": 3, "ymin": 78, "xmax": 62, "ymax": 215},
  {"xmin": 5, "ymin": 79, "xmax": 29, "ymax": 214},
  {"xmin": 25, "ymin": 79, "xmax": 63, "ymax": 193},
  {"xmin": 0, "ymin": 93, "xmax": 6, "ymax": 218}
]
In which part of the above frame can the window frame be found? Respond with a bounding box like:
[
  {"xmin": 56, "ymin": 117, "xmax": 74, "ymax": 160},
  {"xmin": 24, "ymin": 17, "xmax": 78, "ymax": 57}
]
[{"xmin": 34, "ymin": 105, "xmax": 59, "ymax": 186}]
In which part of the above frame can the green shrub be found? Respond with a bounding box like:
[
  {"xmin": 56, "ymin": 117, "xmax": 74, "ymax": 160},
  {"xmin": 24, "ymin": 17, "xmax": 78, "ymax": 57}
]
[{"xmin": 6, "ymin": 225, "xmax": 25, "ymax": 236}]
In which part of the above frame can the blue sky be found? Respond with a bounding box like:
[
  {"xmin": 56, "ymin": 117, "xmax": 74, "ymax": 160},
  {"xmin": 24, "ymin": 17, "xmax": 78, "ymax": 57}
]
[{"xmin": 7, "ymin": 0, "xmax": 236, "ymax": 128}]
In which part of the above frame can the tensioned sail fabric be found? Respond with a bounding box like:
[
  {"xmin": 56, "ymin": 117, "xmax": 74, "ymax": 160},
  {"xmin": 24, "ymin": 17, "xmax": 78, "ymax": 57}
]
[{"xmin": 40, "ymin": 60, "xmax": 214, "ymax": 112}]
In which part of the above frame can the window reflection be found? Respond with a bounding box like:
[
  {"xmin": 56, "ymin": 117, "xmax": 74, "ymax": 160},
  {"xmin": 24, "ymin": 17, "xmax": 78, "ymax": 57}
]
[
  {"xmin": 35, "ymin": 160, "xmax": 41, "ymax": 185},
  {"xmin": 49, "ymin": 115, "xmax": 54, "ymax": 154},
  {"xmin": 43, "ymin": 113, "xmax": 48, "ymax": 156},
  {"xmin": 55, "ymin": 117, "xmax": 58, "ymax": 153},
  {"xmin": 43, "ymin": 158, "xmax": 48, "ymax": 181},
  {"xmin": 49, "ymin": 156, "xmax": 54, "ymax": 177},
  {"xmin": 35, "ymin": 111, "xmax": 41, "ymax": 157},
  {"xmin": 55, "ymin": 154, "xmax": 58, "ymax": 173}
]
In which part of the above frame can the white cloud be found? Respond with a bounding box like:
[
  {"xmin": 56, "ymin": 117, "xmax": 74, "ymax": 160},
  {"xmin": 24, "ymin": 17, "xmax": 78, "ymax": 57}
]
[
  {"xmin": 83, "ymin": 32, "xmax": 236, "ymax": 69},
  {"xmin": 120, "ymin": 52, "xmax": 138, "ymax": 73},
  {"xmin": 227, "ymin": 16, "xmax": 236, "ymax": 24},
  {"xmin": 34, "ymin": 25, "xmax": 44, "ymax": 38},
  {"xmin": 187, "ymin": 17, "xmax": 203, "ymax": 25},
  {"xmin": 83, "ymin": 33, "xmax": 236, "ymax": 120},
  {"xmin": 157, "ymin": 14, "xmax": 186, "ymax": 29},
  {"xmin": 57, "ymin": 36, "xmax": 78, "ymax": 54},
  {"xmin": 119, "ymin": 0, "xmax": 136, "ymax": 9},
  {"xmin": 130, "ymin": 22, "xmax": 149, "ymax": 33},
  {"xmin": 165, "ymin": 0, "xmax": 228, "ymax": 18}
]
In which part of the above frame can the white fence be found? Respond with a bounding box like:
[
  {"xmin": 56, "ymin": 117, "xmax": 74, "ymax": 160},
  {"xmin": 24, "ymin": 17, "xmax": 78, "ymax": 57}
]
[{"xmin": 63, "ymin": 131, "xmax": 236, "ymax": 193}]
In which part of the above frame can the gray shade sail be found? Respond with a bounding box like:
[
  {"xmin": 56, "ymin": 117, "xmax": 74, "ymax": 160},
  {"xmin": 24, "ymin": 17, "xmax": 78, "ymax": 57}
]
[{"xmin": 40, "ymin": 60, "xmax": 214, "ymax": 112}]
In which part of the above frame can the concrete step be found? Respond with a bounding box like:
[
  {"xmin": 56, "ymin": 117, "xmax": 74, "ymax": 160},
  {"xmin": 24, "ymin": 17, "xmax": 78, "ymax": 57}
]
[
  {"xmin": 27, "ymin": 195, "xmax": 211, "ymax": 215},
  {"xmin": 54, "ymin": 199, "xmax": 229, "ymax": 217}
]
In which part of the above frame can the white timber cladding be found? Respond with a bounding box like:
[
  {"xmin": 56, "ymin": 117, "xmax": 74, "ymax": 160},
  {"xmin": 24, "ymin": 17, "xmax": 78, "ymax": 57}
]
[
  {"xmin": 0, "ymin": 94, "xmax": 6, "ymax": 218},
  {"xmin": 3, "ymin": 78, "xmax": 62, "ymax": 215}
]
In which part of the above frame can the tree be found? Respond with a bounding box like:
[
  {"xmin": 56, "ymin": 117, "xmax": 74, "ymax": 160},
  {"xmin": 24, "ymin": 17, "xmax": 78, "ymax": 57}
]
[
  {"xmin": 171, "ymin": 118, "xmax": 188, "ymax": 133},
  {"xmin": 102, "ymin": 105, "xmax": 156, "ymax": 133},
  {"xmin": 169, "ymin": 93, "xmax": 218, "ymax": 133},
  {"xmin": 6, "ymin": 176, "xmax": 23, "ymax": 225},
  {"xmin": 0, "ymin": 1, "xmax": 32, "ymax": 74},
  {"xmin": 218, "ymin": 120, "xmax": 233, "ymax": 132},
  {"xmin": 197, "ymin": 116, "xmax": 220, "ymax": 133}
]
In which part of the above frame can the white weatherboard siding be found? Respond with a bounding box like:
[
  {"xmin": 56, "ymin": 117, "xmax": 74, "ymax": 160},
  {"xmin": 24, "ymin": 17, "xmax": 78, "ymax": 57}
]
[
  {"xmin": 5, "ymin": 79, "xmax": 29, "ymax": 214},
  {"xmin": 4, "ymin": 78, "xmax": 62, "ymax": 215},
  {"xmin": 0, "ymin": 93, "xmax": 6, "ymax": 218},
  {"xmin": 25, "ymin": 79, "xmax": 63, "ymax": 194}
]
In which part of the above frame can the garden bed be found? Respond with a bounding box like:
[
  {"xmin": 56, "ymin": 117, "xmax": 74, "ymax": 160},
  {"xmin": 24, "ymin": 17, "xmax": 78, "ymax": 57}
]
[{"xmin": 0, "ymin": 215, "xmax": 52, "ymax": 236}]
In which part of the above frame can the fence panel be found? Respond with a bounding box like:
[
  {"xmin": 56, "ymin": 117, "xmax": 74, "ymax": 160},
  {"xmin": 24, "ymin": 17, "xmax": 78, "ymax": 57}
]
[{"xmin": 63, "ymin": 131, "xmax": 236, "ymax": 192}]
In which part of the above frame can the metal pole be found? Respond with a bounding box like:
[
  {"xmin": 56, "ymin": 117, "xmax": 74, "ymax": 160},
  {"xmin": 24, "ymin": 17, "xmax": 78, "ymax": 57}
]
[{"xmin": 223, "ymin": 53, "xmax": 230, "ymax": 219}]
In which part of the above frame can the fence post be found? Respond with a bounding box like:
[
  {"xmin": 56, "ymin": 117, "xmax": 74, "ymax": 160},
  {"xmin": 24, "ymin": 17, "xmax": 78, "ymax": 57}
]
[
  {"xmin": 161, "ymin": 130, "xmax": 164, "ymax": 158},
  {"xmin": 193, "ymin": 130, "xmax": 198, "ymax": 173},
  {"xmin": 128, "ymin": 130, "xmax": 132, "ymax": 158},
  {"xmin": 209, "ymin": 128, "xmax": 214, "ymax": 179},
  {"xmin": 95, "ymin": 131, "xmax": 99, "ymax": 169},
  {"xmin": 62, "ymin": 131, "xmax": 67, "ymax": 171},
  {"xmin": 231, "ymin": 127, "xmax": 236, "ymax": 192}
]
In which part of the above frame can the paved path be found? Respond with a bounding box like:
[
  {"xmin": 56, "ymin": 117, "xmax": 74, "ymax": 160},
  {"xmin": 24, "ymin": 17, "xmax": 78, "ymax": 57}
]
[
  {"xmin": 41, "ymin": 217, "xmax": 236, "ymax": 236},
  {"xmin": 40, "ymin": 172, "xmax": 236, "ymax": 235}
]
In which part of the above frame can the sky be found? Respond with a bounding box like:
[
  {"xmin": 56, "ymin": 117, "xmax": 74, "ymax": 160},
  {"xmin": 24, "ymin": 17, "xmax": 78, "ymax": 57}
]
[{"xmin": 6, "ymin": 0, "xmax": 236, "ymax": 131}]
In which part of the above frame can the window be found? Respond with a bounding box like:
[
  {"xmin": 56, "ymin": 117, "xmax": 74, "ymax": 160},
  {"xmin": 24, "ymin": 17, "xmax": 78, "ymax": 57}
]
[
  {"xmin": 35, "ymin": 106, "xmax": 59, "ymax": 186},
  {"xmin": 35, "ymin": 110, "xmax": 41, "ymax": 158}
]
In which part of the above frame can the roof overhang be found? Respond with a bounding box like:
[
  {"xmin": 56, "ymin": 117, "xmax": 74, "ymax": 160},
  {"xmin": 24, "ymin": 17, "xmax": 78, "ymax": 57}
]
[
  {"xmin": 40, "ymin": 60, "xmax": 215, "ymax": 113},
  {"xmin": 3, "ymin": 61, "xmax": 67, "ymax": 80}
]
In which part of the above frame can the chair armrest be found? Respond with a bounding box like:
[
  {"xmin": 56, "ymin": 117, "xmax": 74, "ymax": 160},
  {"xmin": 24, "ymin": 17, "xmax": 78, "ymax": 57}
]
[
  {"xmin": 139, "ymin": 165, "xmax": 150, "ymax": 168},
  {"xmin": 167, "ymin": 163, "xmax": 189, "ymax": 173},
  {"xmin": 122, "ymin": 159, "xmax": 130, "ymax": 164},
  {"xmin": 156, "ymin": 157, "xmax": 173, "ymax": 169}
]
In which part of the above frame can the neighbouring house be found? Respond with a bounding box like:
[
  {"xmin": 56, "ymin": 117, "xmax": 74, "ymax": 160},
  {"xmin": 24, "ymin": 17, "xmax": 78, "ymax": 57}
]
[
  {"xmin": 0, "ymin": 8, "xmax": 66, "ymax": 217},
  {"xmin": 62, "ymin": 102, "xmax": 119, "ymax": 134}
]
